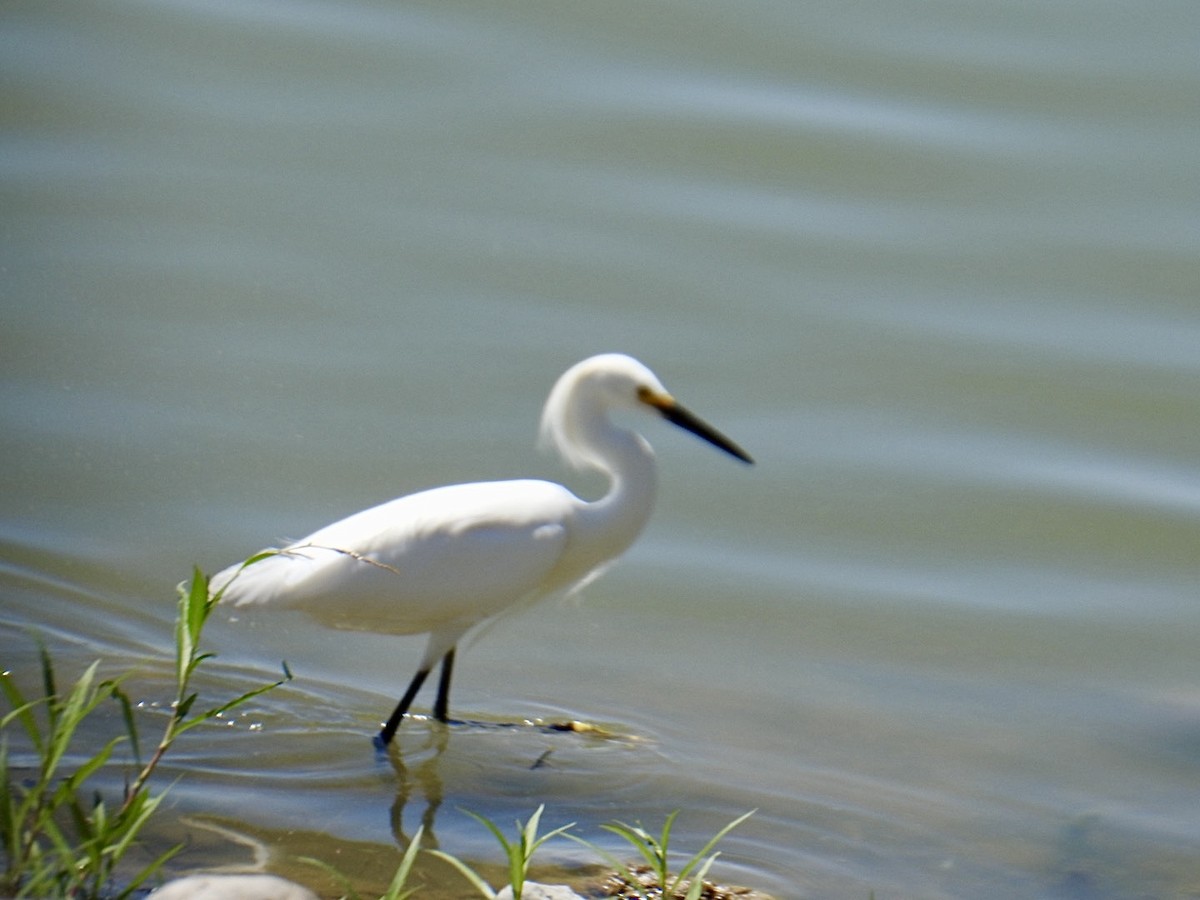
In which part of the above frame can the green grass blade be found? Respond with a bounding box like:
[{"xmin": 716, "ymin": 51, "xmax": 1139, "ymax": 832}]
[
  {"xmin": 1, "ymin": 670, "xmax": 47, "ymax": 754},
  {"xmin": 59, "ymin": 735, "xmax": 120, "ymax": 797},
  {"xmin": 199, "ymin": 663, "xmax": 291, "ymax": 723},
  {"xmin": 1, "ymin": 740, "xmax": 16, "ymax": 854},
  {"xmin": 112, "ymin": 841, "xmax": 185, "ymax": 900},
  {"xmin": 563, "ymin": 832, "xmax": 639, "ymax": 887},
  {"xmin": 175, "ymin": 567, "xmax": 209, "ymax": 690},
  {"xmin": 37, "ymin": 644, "xmax": 57, "ymax": 728},
  {"xmin": 528, "ymin": 820, "xmax": 575, "ymax": 857},
  {"xmin": 427, "ymin": 849, "xmax": 497, "ymax": 899},
  {"xmin": 109, "ymin": 682, "xmax": 142, "ymax": 770},
  {"xmin": 653, "ymin": 810, "xmax": 679, "ymax": 886},
  {"xmin": 295, "ymin": 856, "xmax": 362, "ymax": 900},
  {"xmin": 463, "ymin": 808, "xmax": 515, "ymax": 855},
  {"xmin": 521, "ymin": 804, "xmax": 544, "ymax": 849},
  {"xmin": 41, "ymin": 661, "xmax": 102, "ymax": 783},
  {"xmin": 186, "ymin": 567, "xmax": 209, "ymax": 639},
  {"xmin": 682, "ymin": 852, "xmax": 720, "ymax": 900},
  {"xmin": 674, "ymin": 809, "xmax": 755, "ymax": 884},
  {"xmin": 600, "ymin": 821, "xmax": 662, "ymax": 873},
  {"xmin": 381, "ymin": 823, "xmax": 425, "ymax": 900},
  {"xmin": 0, "ymin": 696, "xmax": 46, "ymax": 747},
  {"xmin": 509, "ymin": 804, "xmax": 544, "ymax": 895},
  {"xmin": 175, "ymin": 669, "xmax": 292, "ymax": 737},
  {"xmin": 658, "ymin": 809, "xmax": 679, "ymax": 851},
  {"xmin": 107, "ymin": 788, "xmax": 163, "ymax": 860},
  {"xmin": 207, "ymin": 551, "xmax": 276, "ymax": 604}
]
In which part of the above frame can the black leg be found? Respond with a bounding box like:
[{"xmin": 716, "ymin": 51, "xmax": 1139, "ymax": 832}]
[
  {"xmin": 432, "ymin": 647, "xmax": 455, "ymax": 723},
  {"xmin": 378, "ymin": 665, "xmax": 431, "ymax": 747}
]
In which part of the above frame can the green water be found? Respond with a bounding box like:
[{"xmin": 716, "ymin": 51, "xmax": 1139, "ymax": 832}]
[{"xmin": 3, "ymin": 0, "xmax": 1199, "ymax": 896}]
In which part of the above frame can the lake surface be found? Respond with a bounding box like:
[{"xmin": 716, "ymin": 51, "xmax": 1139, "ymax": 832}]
[{"xmin": 3, "ymin": 0, "xmax": 1199, "ymax": 897}]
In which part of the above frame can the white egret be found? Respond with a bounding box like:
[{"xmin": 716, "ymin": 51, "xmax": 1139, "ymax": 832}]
[{"xmin": 209, "ymin": 353, "xmax": 752, "ymax": 746}]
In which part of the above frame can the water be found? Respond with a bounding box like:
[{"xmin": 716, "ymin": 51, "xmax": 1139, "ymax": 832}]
[{"xmin": 3, "ymin": 0, "xmax": 1199, "ymax": 896}]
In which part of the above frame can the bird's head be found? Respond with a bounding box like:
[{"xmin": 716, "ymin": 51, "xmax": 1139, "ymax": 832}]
[{"xmin": 539, "ymin": 354, "xmax": 753, "ymax": 470}]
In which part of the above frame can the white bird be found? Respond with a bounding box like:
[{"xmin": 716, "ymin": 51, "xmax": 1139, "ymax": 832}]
[{"xmin": 209, "ymin": 354, "xmax": 752, "ymax": 746}]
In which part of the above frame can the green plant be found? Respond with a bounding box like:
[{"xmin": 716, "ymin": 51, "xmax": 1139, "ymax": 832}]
[
  {"xmin": 574, "ymin": 808, "xmax": 755, "ymax": 900},
  {"xmin": 298, "ymin": 824, "xmax": 426, "ymax": 900},
  {"xmin": 1, "ymin": 649, "xmax": 169, "ymax": 898},
  {"xmin": 126, "ymin": 560, "xmax": 290, "ymax": 802},
  {"xmin": 428, "ymin": 804, "xmax": 575, "ymax": 900},
  {"xmin": 0, "ymin": 562, "xmax": 289, "ymax": 897}
]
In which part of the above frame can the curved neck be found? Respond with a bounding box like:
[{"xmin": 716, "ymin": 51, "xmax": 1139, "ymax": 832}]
[{"xmin": 570, "ymin": 415, "xmax": 659, "ymax": 570}]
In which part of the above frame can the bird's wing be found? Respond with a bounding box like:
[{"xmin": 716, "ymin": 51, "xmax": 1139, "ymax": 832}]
[{"xmin": 211, "ymin": 480, "xmax": 579, "ymax": 636}]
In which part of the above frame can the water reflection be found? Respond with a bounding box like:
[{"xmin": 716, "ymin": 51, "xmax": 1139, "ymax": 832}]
[
  {"xmin": 383, "ymin": 717, "xmax": 646, "ymax": 848},
  {"xmin": 387, "ymin": 724, "xmax": 448, "ymax": 847}
]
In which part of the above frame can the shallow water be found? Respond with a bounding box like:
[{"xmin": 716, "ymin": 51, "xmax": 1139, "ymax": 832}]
[{"xmin": 3, "ymin": 0, "xmax": 1200, "ymax": 897}]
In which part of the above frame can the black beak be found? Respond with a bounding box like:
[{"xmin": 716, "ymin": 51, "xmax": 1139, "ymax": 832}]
[{"xmin": 660, "ymin": 402, "xmax": 754, "ymax": 465}]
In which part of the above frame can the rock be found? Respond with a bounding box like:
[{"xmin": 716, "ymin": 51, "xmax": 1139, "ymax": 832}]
[
  {"xmin": 150, "ymin": 873, "xmax": 319, "ymax": 900},
  {"xmin": 496, "ymin": 882, "xmax": 587, "ymax": 900}
]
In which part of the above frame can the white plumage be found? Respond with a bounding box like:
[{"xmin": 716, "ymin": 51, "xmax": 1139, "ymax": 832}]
[{"xmin": 210, "ymin": 354, "xmax": 752, "ymax": 745}]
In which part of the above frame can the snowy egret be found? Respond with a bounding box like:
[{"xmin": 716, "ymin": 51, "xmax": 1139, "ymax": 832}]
[{"xmin": 210, "ymin": 354, "xmax": 752, "ymax": 746}]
